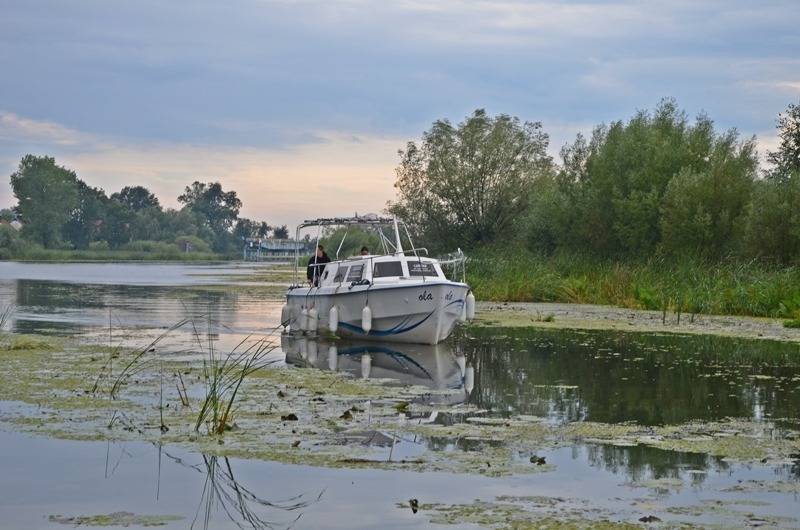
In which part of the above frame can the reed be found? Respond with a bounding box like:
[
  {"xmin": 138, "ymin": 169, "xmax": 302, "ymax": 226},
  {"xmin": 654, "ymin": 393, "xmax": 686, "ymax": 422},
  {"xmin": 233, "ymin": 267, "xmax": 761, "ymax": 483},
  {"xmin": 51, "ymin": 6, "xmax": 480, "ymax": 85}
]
[
  {"xmin": 93, "ymin": 317, "xmax": 193, "ymax": 398},
  {"xmin": 93, "ymin": 312, "xmax": 281, "ymax": 436},
  {"xmin": 194, "ymin": 326, "xmax": 281, "ymax": 435},
  {"xmin": 468, "ymin": 249, "xmax": 800, "ymax": 319}
]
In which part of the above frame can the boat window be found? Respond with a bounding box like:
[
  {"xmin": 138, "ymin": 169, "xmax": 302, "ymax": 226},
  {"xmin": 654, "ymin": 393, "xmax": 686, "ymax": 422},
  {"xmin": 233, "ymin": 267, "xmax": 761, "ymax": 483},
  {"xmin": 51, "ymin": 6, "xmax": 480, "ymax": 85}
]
[
  {"xmin": 408, "ymin": 261, "xmax": 439, "ymax": 277},
  {"xmin": 333, "ymin": 266, "xmax": 349, "ymax": 283},
  {"xmin": 373, "ymin": 261, "xmax": 404, "ymax": 278},
  {"xmin": 346, "ymin": 263, "xmax": 364, "ymax": 281}
]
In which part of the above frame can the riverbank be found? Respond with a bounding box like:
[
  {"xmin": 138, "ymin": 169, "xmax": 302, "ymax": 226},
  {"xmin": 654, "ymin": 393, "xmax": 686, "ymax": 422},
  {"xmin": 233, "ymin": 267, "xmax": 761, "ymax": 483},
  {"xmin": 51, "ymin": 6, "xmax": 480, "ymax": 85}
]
[{"xmin": 475, "ymin": 301, "xmax": 800, "ymax": 343}]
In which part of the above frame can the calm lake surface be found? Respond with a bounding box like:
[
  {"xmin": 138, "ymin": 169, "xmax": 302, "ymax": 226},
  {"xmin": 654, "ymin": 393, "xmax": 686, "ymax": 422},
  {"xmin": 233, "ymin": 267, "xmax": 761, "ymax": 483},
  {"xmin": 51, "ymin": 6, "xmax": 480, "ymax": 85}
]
[{"xmin": 1, "ymin": 262, "xmax": 799, "ymax": 528}]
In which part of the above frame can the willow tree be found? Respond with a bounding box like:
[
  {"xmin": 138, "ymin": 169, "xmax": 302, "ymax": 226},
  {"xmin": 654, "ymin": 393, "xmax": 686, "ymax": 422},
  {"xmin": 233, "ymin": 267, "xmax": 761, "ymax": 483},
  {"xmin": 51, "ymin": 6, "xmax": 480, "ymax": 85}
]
[
  {"xmin": 551, "ymin": 99, "xmax": 758, "ymax": 259},
  {"xmin": 743, "ymin": 99, "xmax": 800, "ymax": 264},
  {"xmin": 766, "ymin": 100, "xmax": 800, "ymax": 180},
  {"xmin": 388, "ymin": 109, "xmax": 553, "ymax": 253}
]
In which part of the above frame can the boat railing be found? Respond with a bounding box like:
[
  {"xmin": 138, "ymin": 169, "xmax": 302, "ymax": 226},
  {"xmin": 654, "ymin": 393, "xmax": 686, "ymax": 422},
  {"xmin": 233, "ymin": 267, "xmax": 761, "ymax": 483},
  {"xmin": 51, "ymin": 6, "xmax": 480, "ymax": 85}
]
[
  {"xmin": 398, "ymin": 247, "xmax": 428, "ymax": 257},
  {"xmin": 436, "ymin": 248, "xmax": 467, "ymax": 282}
]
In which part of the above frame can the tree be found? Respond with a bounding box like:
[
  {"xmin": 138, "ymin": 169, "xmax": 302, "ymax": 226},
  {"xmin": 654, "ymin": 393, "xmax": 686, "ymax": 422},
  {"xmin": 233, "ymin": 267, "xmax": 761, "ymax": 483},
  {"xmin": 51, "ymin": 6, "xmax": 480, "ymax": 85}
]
[
  {"xmin": 0, "ymin": 208, "xmax": 15, "ymax": 222},
  {"xmin": 551, "ymin": 99, "xmax": 757, "ymax": 259},
  {"xmin": 742, "ymin": 178, "xmax": 800, "ymax": 265},
  {"xmin": 178, "ymin": 181, "xmax": 242, "ymax": 252},
  {"xmin": 233, "ymin": 218, "xmax": 267, "ymax": 242},
  {"xmin": 273, "ymin": 225, "xmax": 289, "ymax": 239},
  {"xmin": 388, "ymin": 109, "xmax": 553, "ymax": 252},
  {"xmin": 160, "ymin": 208, "xmax": 215, "ymax": 245},
  {"xmin": 10, "ymin": 155, "xmax": 79, "ymax": 248},
  {"xmin": 659, "ymin": 129, "xmax": 757, "ymax": 260},
  {"xmin": 766, "ymin": 100, "xmax": 800, "ymax": 181},
  {"xmin": 98, "ymin": 200, "xmax": 136, "ymax": 248},
  {"xmin": 111, "ymin": 186, "xmax": 161, "ymax": 212},
  {"xmin": 62, "ymin": 181, "xmax": 109, "ymax": 249},
  {"xmin": 178, "ymin": 181, "xmax": 241, "ymax": 231},
  {"xmin": 742, "ymin": 100, "xmax": 800, "ymax": 264}
]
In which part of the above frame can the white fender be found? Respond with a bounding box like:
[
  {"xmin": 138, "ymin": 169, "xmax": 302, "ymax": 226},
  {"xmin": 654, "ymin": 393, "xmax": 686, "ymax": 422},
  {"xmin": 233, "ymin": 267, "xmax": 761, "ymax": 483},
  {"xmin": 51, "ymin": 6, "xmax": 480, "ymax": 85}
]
[
  {"xmin": 459, "ymin": 302, "xmax": 467, "ymax": 323},
  {"xmin": 280, "ymin": 303, "xmax": 291, "ymax": 328},
  {"xmin": 300, "ymin": 306, "xmax": 309, "ymax": 331},
  {"xmin": 308, "ymin": 306, "xmax": 319, "ymax": 332},
  {"xmin": 362, "ymin": 304, "xmax": 372, "ymax": 334},
  {"xmin": 328, "ymin": 305, "xmax": 339, "ymax": 333},
  {"xmin": 466, "ymin": 291, "xmax": 476, "ymax": 320}
]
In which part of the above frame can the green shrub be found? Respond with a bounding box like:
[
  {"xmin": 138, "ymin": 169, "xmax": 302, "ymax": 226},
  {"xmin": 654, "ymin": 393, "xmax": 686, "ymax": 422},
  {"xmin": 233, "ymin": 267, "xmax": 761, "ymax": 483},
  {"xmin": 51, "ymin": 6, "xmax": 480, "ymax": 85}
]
[{"xmin": 174, "ymin": 235, "xmax": 212, "ymax": 254}]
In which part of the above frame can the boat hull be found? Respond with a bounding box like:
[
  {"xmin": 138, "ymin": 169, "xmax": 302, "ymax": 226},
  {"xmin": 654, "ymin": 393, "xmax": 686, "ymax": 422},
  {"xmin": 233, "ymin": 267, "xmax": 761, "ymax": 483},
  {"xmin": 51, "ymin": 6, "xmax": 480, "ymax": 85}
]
[{"xmin": 285, "ymin": 281, "xmax": 469, "ymax": 344}]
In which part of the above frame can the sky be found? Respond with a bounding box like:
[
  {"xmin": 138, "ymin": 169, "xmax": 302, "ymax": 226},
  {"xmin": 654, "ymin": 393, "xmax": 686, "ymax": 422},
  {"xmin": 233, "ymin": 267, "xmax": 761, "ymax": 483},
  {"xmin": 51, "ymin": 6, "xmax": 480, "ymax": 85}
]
[{"xmin": 1, "ymin": 0, "xmax": 799, "ymax": 230}]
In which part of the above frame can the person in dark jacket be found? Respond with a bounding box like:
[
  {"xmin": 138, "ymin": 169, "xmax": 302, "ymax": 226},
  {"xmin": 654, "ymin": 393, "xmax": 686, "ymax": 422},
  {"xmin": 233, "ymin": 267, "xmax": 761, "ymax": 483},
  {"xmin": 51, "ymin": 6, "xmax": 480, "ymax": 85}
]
[{"xmin": 306, "ymin": 245, "xmax": 331, "ymax": 286}]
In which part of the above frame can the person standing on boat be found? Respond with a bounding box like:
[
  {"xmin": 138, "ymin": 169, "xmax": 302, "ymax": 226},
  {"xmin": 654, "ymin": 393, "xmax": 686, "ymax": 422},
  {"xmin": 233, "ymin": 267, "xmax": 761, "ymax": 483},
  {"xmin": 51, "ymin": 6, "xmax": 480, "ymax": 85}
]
[{"xmin": 307, "ymin": 245, "xmax": 331, "ymax": 286}]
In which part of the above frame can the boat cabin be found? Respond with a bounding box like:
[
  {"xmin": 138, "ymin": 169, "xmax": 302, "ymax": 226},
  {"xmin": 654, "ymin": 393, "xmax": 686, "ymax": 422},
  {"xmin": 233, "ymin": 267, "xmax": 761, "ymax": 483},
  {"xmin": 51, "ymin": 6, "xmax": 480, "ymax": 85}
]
[{"xmin": 317, "ymin": 255, "xmax": 445, "ymax": 288}]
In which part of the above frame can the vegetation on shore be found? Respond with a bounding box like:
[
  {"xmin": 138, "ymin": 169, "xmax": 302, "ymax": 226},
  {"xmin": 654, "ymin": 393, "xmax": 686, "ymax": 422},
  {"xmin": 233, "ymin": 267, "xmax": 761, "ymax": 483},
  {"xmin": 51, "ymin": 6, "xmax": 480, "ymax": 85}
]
[
  {"xmin": 0, "ymin": 244, "xmax": 225, "ymax": 262},
  {"xmin": 4, "ymin": 99, "xmax": 800, "ymax": 323},
  {"xmin": 468, "ymin": 249, "xmax": 800, "ymax": 320}
]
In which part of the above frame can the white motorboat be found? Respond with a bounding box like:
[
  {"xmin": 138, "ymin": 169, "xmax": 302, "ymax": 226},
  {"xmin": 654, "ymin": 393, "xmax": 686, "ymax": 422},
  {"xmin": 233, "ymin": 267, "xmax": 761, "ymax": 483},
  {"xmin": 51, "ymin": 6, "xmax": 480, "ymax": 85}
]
[{"xmin": 282, "ymin": 215, "xmax": 475, "ymax": 345}]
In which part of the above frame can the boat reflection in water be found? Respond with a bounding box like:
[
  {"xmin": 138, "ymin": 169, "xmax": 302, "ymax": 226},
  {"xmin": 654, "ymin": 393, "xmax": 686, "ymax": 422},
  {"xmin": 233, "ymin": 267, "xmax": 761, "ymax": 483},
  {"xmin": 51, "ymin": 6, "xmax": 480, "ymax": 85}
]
[{"xmin": 281, "ymin": 335, "xmax": 474, "ymax": 406}]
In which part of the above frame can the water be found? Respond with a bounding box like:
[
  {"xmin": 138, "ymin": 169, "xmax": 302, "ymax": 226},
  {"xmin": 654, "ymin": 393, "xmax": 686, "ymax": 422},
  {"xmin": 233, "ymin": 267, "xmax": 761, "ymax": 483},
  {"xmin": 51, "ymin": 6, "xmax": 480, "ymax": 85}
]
[
  {"xmin": 464, "ymin": 326, "xmax": 800, "ymax": 425},
  {"xmin": 0, "ymin": 261, "xmax": 284, "ymax": 352},
  {"xmin": 1, "ymin": 262, "xmax": 799, "ymax": 528}
]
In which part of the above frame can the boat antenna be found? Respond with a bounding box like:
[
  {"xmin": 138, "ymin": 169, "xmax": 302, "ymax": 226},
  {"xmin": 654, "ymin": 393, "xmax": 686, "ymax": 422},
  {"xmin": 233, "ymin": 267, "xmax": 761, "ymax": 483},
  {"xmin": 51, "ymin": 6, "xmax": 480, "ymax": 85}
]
[{"xmin": 392, "ymin": 217, "xmax": 404, "ymax": 256}]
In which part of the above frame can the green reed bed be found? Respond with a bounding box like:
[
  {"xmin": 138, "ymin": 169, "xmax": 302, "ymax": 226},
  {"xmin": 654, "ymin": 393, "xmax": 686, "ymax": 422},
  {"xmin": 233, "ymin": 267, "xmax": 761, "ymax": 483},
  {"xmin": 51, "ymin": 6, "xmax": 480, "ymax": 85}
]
[{"xmin": 468, "ymin": 249, "xmax": 800, "ymax": 320}]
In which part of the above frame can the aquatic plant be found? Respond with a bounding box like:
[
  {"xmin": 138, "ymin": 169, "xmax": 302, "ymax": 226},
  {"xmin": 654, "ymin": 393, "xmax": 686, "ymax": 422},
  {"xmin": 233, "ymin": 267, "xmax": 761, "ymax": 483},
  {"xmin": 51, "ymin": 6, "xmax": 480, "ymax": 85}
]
[
  {"xmin": 194, "ymin": 326, "xmax": 281, "ymax": 435},
  {"xmin": 93, "ymin": 316, "xmax": 193, "ymax": 399}
]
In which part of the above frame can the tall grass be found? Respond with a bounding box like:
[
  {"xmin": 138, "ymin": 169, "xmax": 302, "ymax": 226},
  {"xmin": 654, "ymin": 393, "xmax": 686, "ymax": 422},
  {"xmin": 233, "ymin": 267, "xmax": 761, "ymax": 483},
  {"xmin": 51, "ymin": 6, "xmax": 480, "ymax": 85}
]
[
  {"xmin": 94, "ymin": 314, "xmax": 281, "ymax": 436},
  {"xmin": 468, "ymin": 248, "xmax": 800, "ymax": 319},
  {"xmin": 194, "ymin": 327, "xmax": 281, "ymax": 435}
]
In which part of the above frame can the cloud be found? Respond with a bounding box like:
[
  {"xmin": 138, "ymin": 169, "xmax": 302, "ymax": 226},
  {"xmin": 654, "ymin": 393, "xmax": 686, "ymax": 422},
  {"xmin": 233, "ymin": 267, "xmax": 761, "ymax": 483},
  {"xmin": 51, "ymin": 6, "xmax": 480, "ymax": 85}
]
[
  {"xmin": 0, "ymin": 110, "xmax": 403, "ymax": 228},
  {"xmin": 0, "ymin": 112, "xmax": 85, "ymax": 146},
  {"xmin": 2, "ymin": 0, "xmax": 799, "ymax": 226}
]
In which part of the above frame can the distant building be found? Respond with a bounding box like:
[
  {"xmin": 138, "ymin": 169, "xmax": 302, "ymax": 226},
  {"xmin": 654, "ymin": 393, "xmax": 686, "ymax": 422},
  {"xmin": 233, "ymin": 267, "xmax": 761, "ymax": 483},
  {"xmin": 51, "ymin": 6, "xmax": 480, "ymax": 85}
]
[{"xmin": 243, "ymin": 238, "xmax": 311, "ymax": 262}]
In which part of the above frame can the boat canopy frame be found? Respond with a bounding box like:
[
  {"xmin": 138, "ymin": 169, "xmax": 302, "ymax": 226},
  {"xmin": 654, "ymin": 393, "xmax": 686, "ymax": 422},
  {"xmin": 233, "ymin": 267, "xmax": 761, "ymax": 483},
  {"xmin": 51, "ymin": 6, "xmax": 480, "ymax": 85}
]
[{"xmin": 290, "ymin": 214, "xmax": 466, "ymax": 285}]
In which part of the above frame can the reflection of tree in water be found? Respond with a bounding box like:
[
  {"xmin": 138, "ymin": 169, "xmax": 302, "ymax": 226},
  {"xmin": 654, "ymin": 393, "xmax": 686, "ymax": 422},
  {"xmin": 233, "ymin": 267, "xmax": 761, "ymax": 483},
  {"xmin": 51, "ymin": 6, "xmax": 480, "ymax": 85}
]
[
  {"xmin": 11, "ymin": 280, "xmax": 232, "ymax": 336},
  {"xmin": 464, "ymin": 327, "xmax": 800, "ymax": 425},
  {"xmin": 164, "ymin": 449, "xmax": 324, "ymax": 530},
  {"xmin": 583, "ymin": 443, "xmax": 731, "ymax": 485}
]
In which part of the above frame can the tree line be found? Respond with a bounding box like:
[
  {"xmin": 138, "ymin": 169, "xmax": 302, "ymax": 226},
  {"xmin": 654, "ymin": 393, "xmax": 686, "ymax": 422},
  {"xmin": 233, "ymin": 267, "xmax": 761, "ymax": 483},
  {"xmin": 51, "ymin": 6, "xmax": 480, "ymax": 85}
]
[
  {"xmin": 2, "ymin": 158, "xmax": 288, "ymax": 255},
  {"xmin": 389, "ymin": 98, "xmax": 800, "ymax": 267},
  {"xmin": 3, "ymin": 97, "xmax": 799, "ymax": 265}
]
